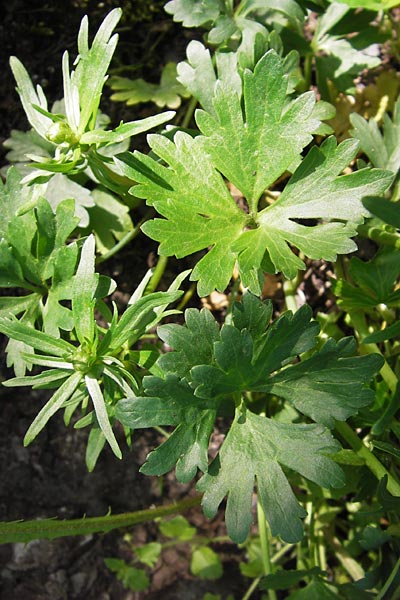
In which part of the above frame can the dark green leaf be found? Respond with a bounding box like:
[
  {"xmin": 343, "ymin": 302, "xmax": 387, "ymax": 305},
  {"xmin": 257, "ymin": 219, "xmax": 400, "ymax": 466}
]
[{"xmin": 198, "ymin": 405, "xmax": 343, "ymax": 543}]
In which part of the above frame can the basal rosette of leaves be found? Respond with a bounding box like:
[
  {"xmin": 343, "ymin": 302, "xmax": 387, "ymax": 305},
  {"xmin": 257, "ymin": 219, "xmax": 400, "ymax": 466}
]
[
  {"xmin": 116, "ymin": 293, "xmax": 384, "ymax": 543},
  {"xmin": 0, "ymin": 235, "xmax": 183, "ymax": 470},
  {"xmin": 116, "ymin": 49, "xmax": 393, "ymax": 297}
]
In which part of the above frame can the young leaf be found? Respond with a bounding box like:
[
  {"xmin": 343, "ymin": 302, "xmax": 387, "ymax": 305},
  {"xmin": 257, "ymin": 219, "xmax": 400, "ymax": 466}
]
[
  {"xmin": 72, "ymin": 235, "xmax": 98, "ymax": 345},
  {"xmin": 0, "ymin": 317, "xmax": 75, "ymax": 357},
  {"xmin": 85, "ymin": 374, "xmax": 122, "ymax": 459},
  {"xmin": 74, "ymin": 9, "xmax": 122, "ymax": 134},
  {"xmin": 190, "ymin": 546, "xmax": 223, "ymax": 580},
  {"xmin": 197, "ymin": 404, "xmax": 343, "ymax": 543},
  {"xmin": 9, "ymin": 57, "xmax": 53, "ymax": 139},
  {"xmin": 24, "ymin": 371, "xmax": 83, "ymax": 446},
  {"xmin": 196, "ymin": 50, "xmax": 319, "ymax": 210}
]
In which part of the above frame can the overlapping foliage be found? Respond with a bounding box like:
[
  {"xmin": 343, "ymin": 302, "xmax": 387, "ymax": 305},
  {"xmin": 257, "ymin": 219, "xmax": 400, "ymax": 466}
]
[{"xmin": 1, "ymin": 2, "xmax": 400, "ymax": 597}]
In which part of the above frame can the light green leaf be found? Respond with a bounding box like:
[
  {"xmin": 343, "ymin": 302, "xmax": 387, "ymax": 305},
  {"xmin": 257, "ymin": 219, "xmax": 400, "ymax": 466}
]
[
  {"xmin": 24, "ymin": 371, "xmax": 83, "ymax": 445},
  {"xmin": 74, "ymin": 9, "xmax": 122, "ymax": 134},
  {"xmin": 350, "ymin": 97, "xmax": 400, "ymax": 174},
  {"xmin": 106, "ymin": 290, "xmax": 182, "ymax": 351},
  {"xmin": 118, "ymin": 51, "xmax": 391, "ymax": 294},
  {"xmin": 164, "ymin": 0, "xmax": 223, "ymax": 27},
  {"xmin": 9, "ymin": 56, "xmax": 53, "ymax": 139},
  {"xmin": 196, "ymin": 50, "xmax": 319, "ymax": 209},
  {"xmin": 80, "ymin": 111, "xmax": 175, "ymax": 144},
  {"xmin": 190, "ymin": 546, "xmax": 223, "ymax": 580},
  {"xmin": 0, "ymin": 317, "xmax": 75, "ymax": 357},
  {"xmin": 72, "ymin": 235, "xmax": 98, "ymax": 344},
  {"xmin": 109, "ymin": 63, "xmax": 189, "ymax": 109},
  {"xmin": 134, "ymin": 542, "xmax": 162, "ymax": 567},
  {"xmin": 159, "ymin": 515, "xmax": 196, "ymax": 540},
  {"xmin": 85, "ymin": 374, "xmax": 122, "ymax": 459}
]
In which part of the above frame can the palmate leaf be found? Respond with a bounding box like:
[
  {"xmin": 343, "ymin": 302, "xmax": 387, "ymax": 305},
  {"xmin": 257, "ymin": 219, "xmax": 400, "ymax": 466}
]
[
  {"xmin": 198, "ymin": 405, "xmax": 344, "ymax": 543},
  {"xmin": 117, "ymin": 293, "xmax": 382, "ymax": 542},
  {"xmin": 117, "ymin": 50, "xmax": 392, "ymax": 295}
]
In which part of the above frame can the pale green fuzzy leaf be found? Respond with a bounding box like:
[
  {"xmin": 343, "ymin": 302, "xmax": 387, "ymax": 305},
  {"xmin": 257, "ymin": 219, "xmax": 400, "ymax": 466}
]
[
  {"xmin": 0, "ymin": 295, "xmax": 40, "ymax": 318},
  {"xmin": 74, "ymin": 9, "xmax": 122, "ymax": 134},
  {"xmin": 80, "ymin": 111, "xmax": 175, "ymax": 144},
  {"xmin": 106, "ymin": 291, "xmax": 182, "ymax": 351},
  {"xmin": 45, "ymin": 174, "xmax": 94, "ymax": 228},
  {"xmin": 3, "ymin": 369, "xmax": 70, "ymax": 390},
  {"xmin": 0, "ymin": 317, "xmax": 74, "ymax": 357},
  {"xmin": 9, "ymin": 57, "xmax": 53, "ymax": 139},
  {"xmin": 85, "ymin": 374, "xmax": 122, "ymax": 459},
  {"xmin": 177, "ymin": 41, "xmax": 241, "ymax": 116},
  {"xmin": 164, "ymin": 0, "xmax": 222, "ymax": 27},
  {"xmin": 198, "ymin": 406, "xmax": 343, "ymax": 543},
  {"xmin": 86, "ymin": 424, "xmax": 106, "ymax": 472},
  {"xmin": 72, "ymin": 235, "xmax": 98, "ymax": 344},
  {"xmin": 24, "ymin": 371, "xmax": 83, "ymax": 445},
  {"xmin": 350, "ymin": 97, "xmax": 400, "ymax": 174}
]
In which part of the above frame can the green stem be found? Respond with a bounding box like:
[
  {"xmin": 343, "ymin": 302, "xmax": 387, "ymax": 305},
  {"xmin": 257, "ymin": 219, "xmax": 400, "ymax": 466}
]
[
  {"xmin": 304, "ymin": 53, "xmax": 313, "ymax": 90},
  {"xmin": 177, "ymin": 282, "xmax": 197, "ymax": 311},
  {"xmin": 257, "ymin": 499, "xmax": 277, "ymax": 600},
  {"xmin": 242, "ymin": 577, "xmax": 262, "ymax": 600},
  {"xmin": 283, "ymin": 273, "xmax": 301, "ymax": 313},
  {"xmin": 334, "ymin": 257, "xmax": 398, "ymax": 394},
  {"xmin": 335, "ymin": 421, "xmax": 400, "ymax": 497},
  {"xmin": 0, "ymin": 495, "xmax": 203, "ymax": 545},
  {"xmin": 376, "ymin": 555, "xmax": 400, "ymax": 600},
  {"xmin": 358, "ymin": 224, "xmax": 400, "ymax": 250},
  {"xmin": 181, "ymin": 96, "xmax": 198, "ymax": 129},
  {"xmin": 96, "ymin": 210, "xmax": 154, "ymax": 265},
  {"xmin": 347, "ymin": 310, "xmax": 398, "ymax": 394},
  {"xmin": 145, "ymin": 255, "xmax": 168, "ymax": 294}
]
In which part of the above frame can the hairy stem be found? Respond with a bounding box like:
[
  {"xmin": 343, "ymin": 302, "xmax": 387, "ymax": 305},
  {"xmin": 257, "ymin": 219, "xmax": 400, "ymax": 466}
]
[{"xmin": 0, "ymin": 495, "xmax": 203, "ymax": 545}]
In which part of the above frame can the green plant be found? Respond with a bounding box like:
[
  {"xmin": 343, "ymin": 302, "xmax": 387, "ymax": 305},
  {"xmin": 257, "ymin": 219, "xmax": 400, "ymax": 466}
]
[{"xmin": 2, "ymin": 2, "xmax": 400, "ymax": 598}]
